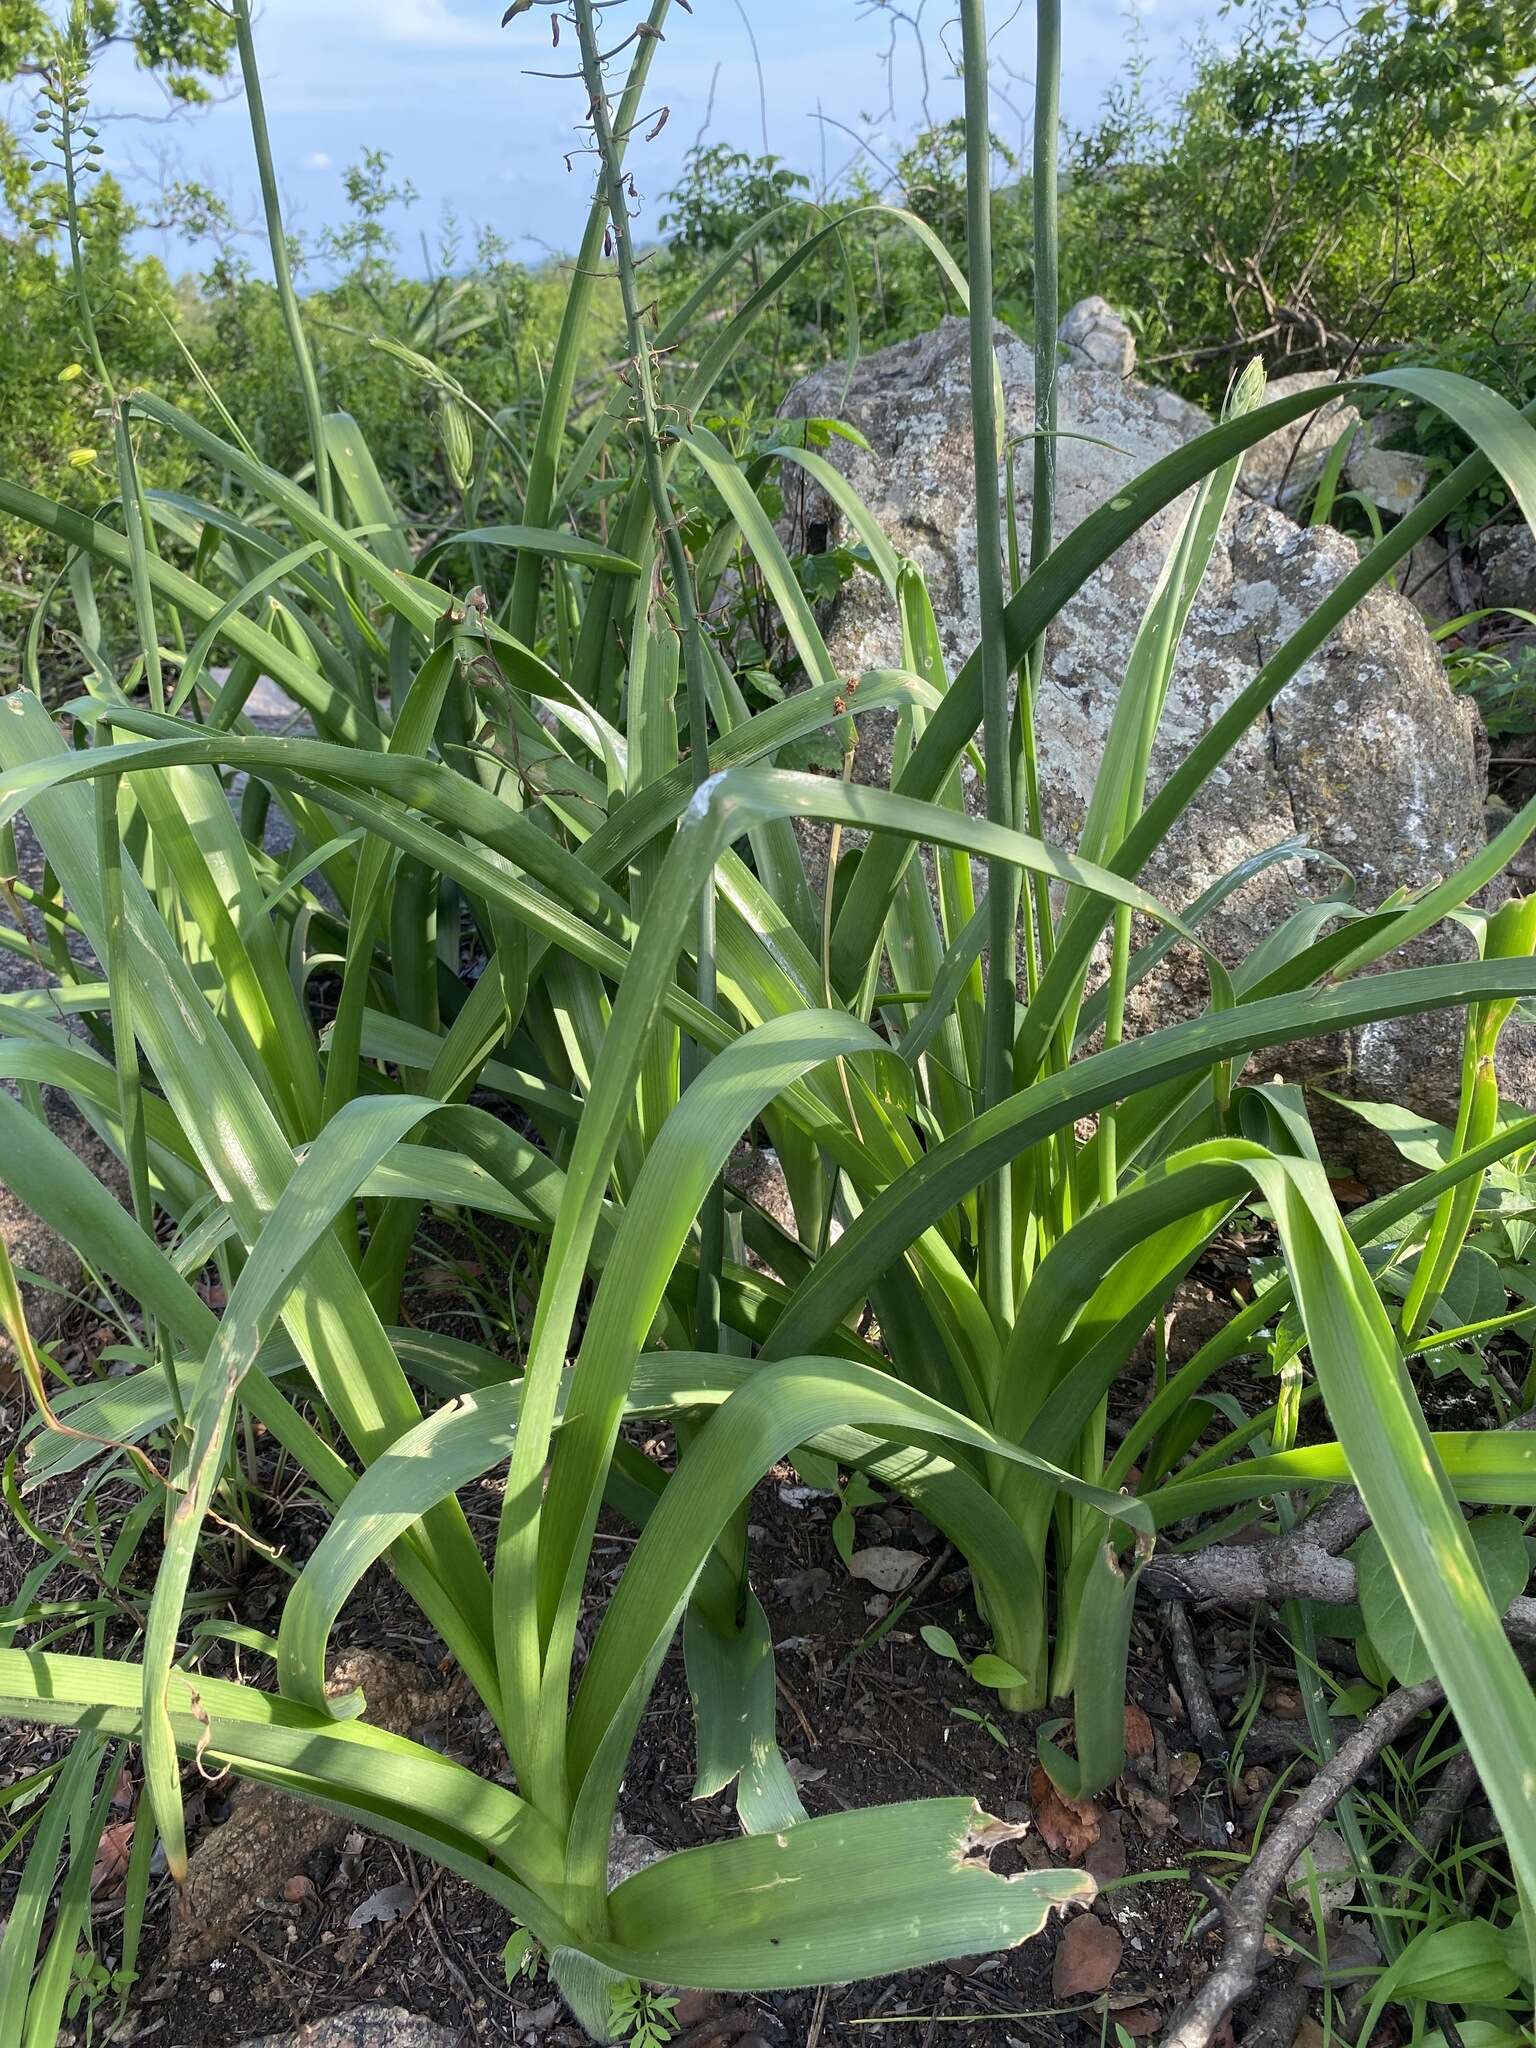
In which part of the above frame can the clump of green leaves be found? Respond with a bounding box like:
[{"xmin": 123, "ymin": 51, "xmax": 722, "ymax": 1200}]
[
  {"xmin": 1447, "ymin": 640, "xmax": 1536, "ymax": 740},
  {"xmin": 2, "ymin": 2, "xmax": 1536, "ymax": 2044},
  {"xmin": 609, "ymin": 1980, "xmax": 679, "ymax": 2047},
  {"xmin": 920, "ymin": 1624, "xmax": 1029, "ymax": 1695}
]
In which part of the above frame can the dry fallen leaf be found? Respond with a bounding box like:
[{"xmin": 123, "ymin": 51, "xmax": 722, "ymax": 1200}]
[
  {"xmin": 1028, "ymin": 1762, "xmax": 1103, "ymax": 1861},
  {"xmin": 1119, "ymin": 1776, "xmax": 1173, "ymax": 1838},
  {"xmin": 1052, "ymin": 1912, "xmax": 1124, "ymax": 1997},
  {"xmin": 346, "ymin": 1880, "xmax": 416, "ymax": 1930},
  {"xmin": 90, "ymin": 1819, "xmax": 134, "ymax": 1895},
  {"xmin": 1083, "ymin": 1810, "xmax": 1128, "ymax": 1885},
  {"xmin": 1169, "ymin": 1749, "xmax": 1202, "ymax": 1796},
  {"xmin": 775, "ymin": 1566, "xmax": 830, "ymax": 1614},
  {"xmin": 1123, "ymin": 1702, "xmax": 1155, "ymax": 1759},
  {"xmin": 1113, "ymin": 2007, "xmax": 1163, "ymax": 2037},
  {"xmin": 847, "ymin": 1546, "xmax": 924, "ymax": 1593},
  {"xmin": 1285, "ymin": 1825, "xmax": 1357, "ymax": 1913}
]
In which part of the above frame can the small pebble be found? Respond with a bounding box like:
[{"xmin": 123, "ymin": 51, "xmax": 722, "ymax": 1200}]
[{"xmin": 281, "ymin": 1874, "xmax": 314, "ymax": 1903}]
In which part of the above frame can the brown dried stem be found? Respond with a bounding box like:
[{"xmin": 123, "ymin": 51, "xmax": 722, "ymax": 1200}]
[
  {"xmin": 1145, "ymin": 1541, "xmax": 1536, "ymax": 1646},
  {"xmin": 1162, "ymin": 1678, "xmax": 1445, "ymax": 2048}
]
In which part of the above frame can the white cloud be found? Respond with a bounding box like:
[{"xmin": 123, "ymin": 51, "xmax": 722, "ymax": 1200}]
[
  {"xmin": 261, "ymin": 0, "xmax": 529, "ymax": 50},
  {"xmin": 373, "ymin": 0, "xmax": 512, "ymax": 47},
  {"xmin": 303, "ymin": 150, "xmax": 332, "ymax": 170}
]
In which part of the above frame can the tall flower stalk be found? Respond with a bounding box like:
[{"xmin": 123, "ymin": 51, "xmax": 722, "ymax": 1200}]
[
  {"xmin": 232, "ymin": 0, "xmax": 335, "ymax": 532},
  {"xmin": 570, "ymin": 0, "xmax": 723, "ymax": 1346},
  {"xmin": 959, "ymin": 0, "xmax": 1018, "ymax": 1325},
  {"xmin": 508, "ymin": 0, "xmax": 672, "ymax": 646},
  {"xmin": 1020, "ymin": 0, "xmax": 1061, "ymax": 1031}
]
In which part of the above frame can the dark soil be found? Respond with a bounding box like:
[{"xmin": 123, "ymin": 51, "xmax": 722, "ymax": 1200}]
[
  {"xmin": 82, "ymin": 1489, "xmax": 1219, "ymax": 2048},
  {"xmin": 1, "ymin": 1232, "xmax": 1506, "ymax": 2048}
]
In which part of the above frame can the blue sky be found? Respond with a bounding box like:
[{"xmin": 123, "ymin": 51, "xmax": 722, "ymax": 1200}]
[{"xmin": 32, "ymin": 0, "xmax": 1224, "ymax": 277}]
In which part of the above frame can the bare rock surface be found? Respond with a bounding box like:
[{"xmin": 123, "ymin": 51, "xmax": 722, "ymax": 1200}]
[
  {"xmin": 169, "ymin": 1653, "xmax": 446, "ymax": 1969},
  {"xmin": 1478, "ymin": 523, "xmax": 1536, "ymax": 617},
  {"xmin": 1347, "ymin": 421, "xmax": 1434, "ymax": 517},
  {"xmin": 1057, "ymin": 295, "xmax": 1136, "ymax": 376},
  {"xmin": 1240, "ymin": 369, "xmax": 1360, "ymax": 513},
  {"xmin": 779, "ymin": 318, "xmax": 1518, "ymax": 1167},
  {"xmin": 186, "ymin": 2012, "xmax": 458, "ymax": 2048}
]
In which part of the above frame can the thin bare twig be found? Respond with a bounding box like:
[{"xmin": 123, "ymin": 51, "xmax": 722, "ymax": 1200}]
[
  {"xmin": 1388, "ymin": 1746, "xmax": 1482, "ymax": 1890},
  {"xmin": 1162, "ymin": 1678, "xmax": 1445, "ymax": 2048},
  {"xmin": 1163, "ymin": 1600, "xmax": 1229, "ymax": 1762}
]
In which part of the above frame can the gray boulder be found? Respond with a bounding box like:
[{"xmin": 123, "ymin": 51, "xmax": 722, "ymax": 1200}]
[
  {"xmin": 1347, "ymin": 416, "xmax": 1434, "ymax": 516},
  {"xmin": 190, "ymin": 2015, "xmax": 457, "ymax": 2048},
  {"xmin": 1399, "ymin": 532, "xmax": 1458, "ymax": 627},
  {"xmin": 1240, "ymin": 369, "xmax": 1360, "ymax": 514},
  {"xmin": 1057, "ymin": 296, "xmax": 1136, "ymax": 376},
  {"xmin": 1478, "ymin": 524, "xmax": 1536, "ymax": 617},
  {"xmin": 779, "ymin": 318, "xmax": 1517, "ymax": 1172}
]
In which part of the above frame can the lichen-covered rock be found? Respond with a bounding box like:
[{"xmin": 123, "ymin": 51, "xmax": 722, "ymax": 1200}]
[
  {"xmin": 1347, "ymin": 417, "xmax": 1433, "ymax": 516},
  {"xmin": 1477, "ymin": 523, "xmax": 1536, "ymax": 616},
  {"xmin": 196, "ymin": 2014, "xmax": 457, "ymax": 2048},
  {"xmin": 1240, "ymin": 369, "xmax": 1360, "ymax": 513},
  {"xmin": 1057, "ymin": 296, "xmax": 1135, "ymax": 376},
  {"xmin": 778, "ymin": 318, "xmax": 1518, "ymax": 1172}
]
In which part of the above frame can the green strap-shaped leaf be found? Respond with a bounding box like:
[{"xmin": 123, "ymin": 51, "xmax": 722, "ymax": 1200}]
[
  {"xmin": 0, "ymin": 1729, "xmax": 108, "ymax": 2045},
  {"xmin": 129, "ymin": 392, "xmax": 572, "ymax": 700},
  {"xmin": 0, "ymin": 719, "xmax": 632, "ymax": 937},
  {"xmin": 0, "ymin": 477, "xmax": 383, "ymax": 748},
  {"xmin": 321, "ymin": 640, "xmax": 464, "ymax": 1124},
  {"xmin": 418, "ymin": 524, "xmax": 642, "ymax": 576},
  {"xmin": 762, "ymin": 444, "xmax": 903, "ymax": 595},
  {"xmin": 565, "ymin": 1356, "xmax": 1149, "ymax": 1887},
  {"xmin": 322, "ymin": 412, "xmax": 414, "ymax": 574},
  {"xmin": 532, "ymin": 1011, "xmax": 885, "ymax": 1732},
  {"xmin": 1147, "ymin": 1435, "xmax": 1536, "ymax": 1518},
  {"xmin": 1248, "ymin": 1154, "xmax": 1536, "ymax": 1907},
  {"xmin": 765, "ymin": 959, "xmax": 1536, "ymax": 1362},
  {"xmin": 684, "ymin": 1591, "xmax": 806, "ymax": 1834},
  {"xmin": 593, "ymin": 1798, "xmax": 1091, "ymax": 1991},
  {"xmin": 0, "ymin": 1647, "xmax": 568, "ymax": 1933},
  {"xmin": 141, "ymin": 1094, "xmax": 495, "ymax": 1877},
  {"xmin": 676, "ymin": 425, "xmax": 841, "ymax": 687},
  {"xmin": 277, "ymin": 1352, "xmax": 1131, "ymax": 1755}
]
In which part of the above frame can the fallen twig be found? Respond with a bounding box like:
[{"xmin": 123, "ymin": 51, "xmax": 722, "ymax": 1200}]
[
  {"xmin": 1388, "ymin": 1746, "xmax": 1481, "ymax": 1891},
  {"xmin": 1161, "ymin": 1677, "xmax": 1445, "ymax": 2048},
  {"xmin": 1163, "ymin": 1600, "xmax": 1230, "ymax": 1761},
  {"xmin": 1238, "ymin": 1968, "xmax": 1308, "ymax": 2048},
  {"xmin": 1146, "ymin": 1542, "xmax": 1536, "ymax": 1644}
]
